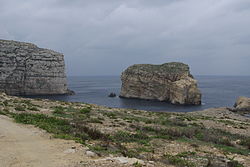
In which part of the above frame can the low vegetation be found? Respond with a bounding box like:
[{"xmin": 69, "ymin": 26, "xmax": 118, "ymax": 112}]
[{"xmin": 0, "ymin": 93, "xmax": 249, "ymax": 167}]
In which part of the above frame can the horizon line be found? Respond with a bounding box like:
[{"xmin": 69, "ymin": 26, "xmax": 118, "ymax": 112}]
[{"xmin": 67, "ymin": 74, "xmax": 250, "ymax": 77}]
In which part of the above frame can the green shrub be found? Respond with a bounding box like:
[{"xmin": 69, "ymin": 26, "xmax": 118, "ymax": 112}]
[
  {"xmin": 112, "ymin": 131, "xmax": 150, "ymax": 144},
  {"xmin": 240, "ymin": 138, "xmax": 250, "ymax": 149},
  {"xmin": 133, "ymin": 161, "xmax": 143, "ymax": 167},
  {"xmin": 80, "ymin": 107, "xmax": 91, "ymax": 114},
  {"xmin": 3, "ymin": 100, "xmax": 8, "ymax": 106},
  {"xmin": 215, "ymin": 144, "xmax": 250, "ymax": 155},
  {"xmin": 227, "ymin": 160, "xmax": 244, "ymax": 167},
  {"xmin": 0, "ymin": 110, "xmax": 7, "ymax": 115},
  {"xmin": 104, "ymin": 112, "xmax": 117, "ymax": 119},
  {"xmin": 89, "ymin": 118, "xmax": 103, "ymax": 124},
  {"xmin": 28, "ymin": 106, "xmax": 39, "ymax": 111},
  {"xmin": 15, "ymin": 105, "xmax": 26, "ymax": 111},
  {"xmin": 164, "ymin": 153, "xmax": 195, "ymax": 167},
  {"xmin": 11, "ymin": 113, "xmax": 89, "ymax": 143}
]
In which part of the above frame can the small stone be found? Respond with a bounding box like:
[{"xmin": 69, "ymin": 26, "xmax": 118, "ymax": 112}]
[
  {"xmin": 86, "ymin": 151, "xmax": 97, "ymax": 157},
  {"xmin": 63, "ymin": 149, "xmax": 76, "ymax": 154},
  {"xmin": 113, "ymin": 157, "xmax": 145, "ymax": 165}
]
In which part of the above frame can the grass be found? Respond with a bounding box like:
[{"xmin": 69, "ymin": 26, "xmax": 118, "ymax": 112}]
[
  {"xmin": 132, "ymin": 123, "xmax": 250, "ymax": 156},
  {"xmin": 163, "ymin": 153, "xmax": 196, "ymax": 167},
  {"xmin": 240, "ymin": 138, "xmax": 250, "ymax": 149},
  {"xmin": 13, "ymin": 113, "xmax": 72, "ymax": 134},
  {"xmin": 15, "ymin": 105, "xmax": 26, "ymax": 111},
  {"xmin": 133, "ymin": 161, "xmax": 143, "ymax": 167},
  {"xmin": 103, "ymin": 112, "xmax": 117, "ymax": 119},
  {"xmin": 226, "ymin": 160, "xmax": 245, "ymax": 167},
  {"xmin": 215, "ymin": 144, "xmax": 250, "ymax": 156},
  {"xmin": 88, "ymin": 118, "xmax": 103, "ymax": 124},
  {"xmin": 0, "ymin": 110, "xmax": 8, "ymax": 115},
  {"xmin": 112, "ymin": 131, "xmax": 150, "ymax": 144},
  {"xmin": 52, "ymin": 106, "xmax": 91, "ymax": 119},
  {"xmin": 10, "ymin": 113, "xmax": 109, "ymax": 144},
  {"xmin": 3, "ymin": 100, "xmax": 9, "ymax": 106},
  {"xmin": 27, "ymin": 106, "xmax": 39, "ymax": 111},
  {"xmin": 176, "ymin": 151, "xmax": 196, "ymax": 158},
  {"xmin": 80, "ymin": 107, "xmax": 91, "ymax": 114}
]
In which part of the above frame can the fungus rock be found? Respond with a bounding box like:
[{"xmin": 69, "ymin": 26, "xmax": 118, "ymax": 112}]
[
  {"xmin": 233, "ymin": 96, "xmax": 250, "ymax": 113},
  {"xmin": 120, "ymin": 62, "xmax": 201, "ymax": 105}
]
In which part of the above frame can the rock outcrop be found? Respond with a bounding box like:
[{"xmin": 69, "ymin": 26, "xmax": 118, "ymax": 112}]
[
  {"xmin": 0, "ymin": 39, "xmax": 70, "ymax": 95},
  {"xmin": 120, "ymin": 62, "xmax": 201, "ymax": 105},
  {"xmin": 232, "ymin": 97, "xmax": 250, "ymax": 113}
]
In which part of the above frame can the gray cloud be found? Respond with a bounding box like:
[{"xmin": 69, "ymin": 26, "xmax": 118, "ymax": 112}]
[{"xmin": 0, "ymin": 0, "xmax": 250, "ymax": 76}]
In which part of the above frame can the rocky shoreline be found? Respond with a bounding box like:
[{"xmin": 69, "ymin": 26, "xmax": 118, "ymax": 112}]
[{"xmin": 0, "ymin": 92, "xmax": 249, "ymax": 167}]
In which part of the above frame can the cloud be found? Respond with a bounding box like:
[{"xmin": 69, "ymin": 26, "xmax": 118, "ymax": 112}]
[{"xmin": 0, "ymin": 0, "xmax": 250, "ymax": 75}]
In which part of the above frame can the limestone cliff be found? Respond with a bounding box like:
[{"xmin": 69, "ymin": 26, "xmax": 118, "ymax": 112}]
[
  {"xmin": 0, "ymin": 39, "xmax": 70, "ymax": 95},
  {"xmin": 120, "ymin": 62, "xmax": 201, "ymax": 105},
  {"xmin": 233, "ymin": 96, "xmax": 250, "ymax": 113}
]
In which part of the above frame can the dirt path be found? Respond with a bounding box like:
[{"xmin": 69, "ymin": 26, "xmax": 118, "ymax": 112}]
[
  {"xmin": 0, "ymin": 115, "xmax": 152, "ymax": 167},
  {"xmin": 0, "ymin": 115, "xmax": 88, "ymax": 167}
]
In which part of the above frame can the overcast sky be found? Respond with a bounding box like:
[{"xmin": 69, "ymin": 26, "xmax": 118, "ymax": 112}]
[{"xmin": 0, "ymin": 0, "xmax": 250, "ymax": 76}]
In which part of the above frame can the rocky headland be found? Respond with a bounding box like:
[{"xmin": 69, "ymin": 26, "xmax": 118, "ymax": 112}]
[
  {"xmin": 0, "ymin": 39, "xmax": 71, "ymax": 95},
  {"xmin": 0, "ymin": 41, "xmax": 249, "ymax": 166},
  {"xmin": 0, "ymin": 93, "xmax": 249, "ymax": 167},
  {"xmin": 232, "ymin": 97, "xmax": 250, "ymax": 114},
  {"xmin": 120, "ymin": 62, "xmax": 201, "ymax": 105}
]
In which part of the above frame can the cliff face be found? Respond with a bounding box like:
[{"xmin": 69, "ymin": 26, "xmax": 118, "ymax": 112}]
[
  {"xmin": 233, "ymin": 97, "xmax": 250, "ymax": 113},
  {"xmin": 0, "ymin": 39, "xmax": 69, "ymax": 95},
  {"xmin": 120, "ymin": 62, "xmax": 201, "ymax": 105}
]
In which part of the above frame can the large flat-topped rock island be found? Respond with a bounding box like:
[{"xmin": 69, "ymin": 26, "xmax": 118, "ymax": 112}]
[
  {"xmin": 120, "ymin": 62, "xmax": 202, "ymax": 105},
  {"xmin": 0, "ymin": 39, "xmax": 70, "ymax": 95}
]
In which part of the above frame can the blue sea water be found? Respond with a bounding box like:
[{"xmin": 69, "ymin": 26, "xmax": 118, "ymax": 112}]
[{"xmin": 26, "ymin": 76, "xmax": 250, "ymax": 112}]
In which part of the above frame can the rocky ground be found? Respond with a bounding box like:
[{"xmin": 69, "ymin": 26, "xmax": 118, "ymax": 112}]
[{"xmin": 0, "ymin": 92, "xmax": 249, "ymax": 167}]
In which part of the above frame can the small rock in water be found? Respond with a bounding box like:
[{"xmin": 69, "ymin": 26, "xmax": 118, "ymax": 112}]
[{"xmin": 108, "ymin": 93, "xmax": 116, "ymax": 97}]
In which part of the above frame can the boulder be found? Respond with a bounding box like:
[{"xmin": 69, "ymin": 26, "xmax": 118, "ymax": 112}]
[
  {"xmin": 0, "ymin": 39, "xmax": 72, "ymax": 95},
  {"xmin": 233, "ymin": 96, "xmax": 250, "ymax": 113},
  {"xmin": 120, "ymin": 62, "xmax": 201, "ymax": 105},
  {"xmin": 108, "ymin": 93, "xmax": 116, "ymax": 97}
]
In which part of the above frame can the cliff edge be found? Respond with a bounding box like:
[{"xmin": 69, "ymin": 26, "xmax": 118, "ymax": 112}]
[
  {"xmin": 0, "ymin": 39, "xmax": 70, "ymax": 95},
  {"xmin": 120, "ymin": 62, "xmax": 201, "ymax": 105}
]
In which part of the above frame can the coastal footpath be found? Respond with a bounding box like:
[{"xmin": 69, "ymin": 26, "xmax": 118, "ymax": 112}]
[
  {"xmin": 0, "ymin": 93, "xmax": 249, "ymax": 167},
  {"xmin": 0, "ymin": 39, "xmax": 70, "ymax": 95},
  {"xmin": 120, "ymin": 62, "xmax": 201, "ymax": 105}
]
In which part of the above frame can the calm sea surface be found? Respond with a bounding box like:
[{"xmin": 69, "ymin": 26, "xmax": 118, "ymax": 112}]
[{"xmin": 25, "ymin": 76, "xmax": 250, "ymax": 112}]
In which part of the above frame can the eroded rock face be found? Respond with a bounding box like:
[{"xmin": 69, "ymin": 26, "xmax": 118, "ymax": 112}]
[
  {"xmin": 0, "ymin": 39, "xmax": 70, "ymax": 95},
  {"xmin": 120, "ymin": 62, "xmax": 201, "ymax": 105},
  {"xmin": 233, "ymin": 97, "xmax": 250, "ymax": 113}
]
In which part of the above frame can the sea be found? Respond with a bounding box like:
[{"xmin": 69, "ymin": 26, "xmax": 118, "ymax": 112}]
[{"xmin": 25, "ymin": 76, "xmax": 250, "ymax": 112}]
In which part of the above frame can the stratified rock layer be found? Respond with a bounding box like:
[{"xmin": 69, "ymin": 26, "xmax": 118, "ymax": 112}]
[
  {"xmin": 233, "ymin": 96, "xmax": 250, "ymax": 113},
  {"xmin": 0, "ymin": 39, "xmax": 69, "ymax": 95},
  {"xmin": 120, "ymin": 62, "xmax": 201, "ymax": 105}
]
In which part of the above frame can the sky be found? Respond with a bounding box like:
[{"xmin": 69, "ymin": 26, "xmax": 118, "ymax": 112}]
[{"xmin": 0, "ymin": 0, "xmax": 250, "ymax": 76}]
